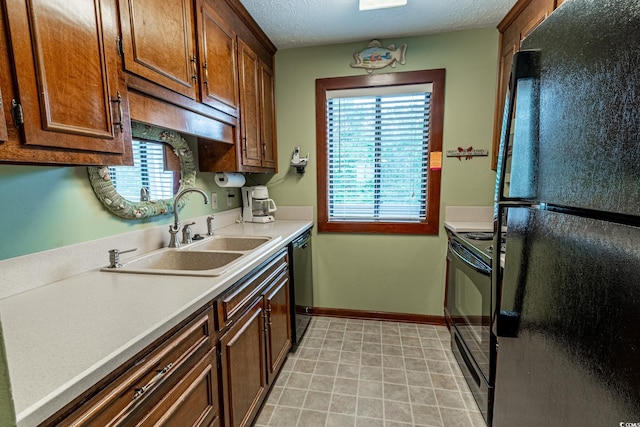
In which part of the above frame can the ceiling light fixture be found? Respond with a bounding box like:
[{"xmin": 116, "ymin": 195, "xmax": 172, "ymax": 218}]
[{"xmin": 359, "ymin": 0, "xmax": 407, "ymax": 11}]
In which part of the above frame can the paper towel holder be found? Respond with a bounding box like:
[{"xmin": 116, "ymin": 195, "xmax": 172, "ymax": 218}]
[{"xmin": 214, "ymin": 172, "xmax": 246, "ymax": 187}]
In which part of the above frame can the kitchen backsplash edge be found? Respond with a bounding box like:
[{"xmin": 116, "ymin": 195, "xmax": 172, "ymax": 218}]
[{"xmin": 0, "ymin": 206, "xmax": 313, "ymax": 300}]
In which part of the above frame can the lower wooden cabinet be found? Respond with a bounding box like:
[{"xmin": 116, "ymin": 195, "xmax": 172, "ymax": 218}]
[
  {"xmin": 218, "ymin": 248, "xmax": 291, "ymax": 427},
  {"xmin": 219, "ymin": 297, "xmax": 268, "ymax": 427},
  {"xmin": 40, "ymin": 248, "xmax": 292, "ymax": 427},
  {"xmin": 264, "ymin": 271, "xmax": 291, "ymax": 385},
  {"xmin": 41, "ymin": 309, "xmax": 215, "ymax": 426}
]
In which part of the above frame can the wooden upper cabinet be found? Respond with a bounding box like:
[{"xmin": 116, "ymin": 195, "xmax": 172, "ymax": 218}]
[
  {"xmin": 197, "ymin": 0, "xmax": 239, "ymax": 117},
  {"xmin": 0, "ymin": 87, "xmax": 8, "ymax": 142},
  {"xmin": 491, "ymin": 0, "xmax": 561, "ymax": 170},
  {"xmin": 4, "ymin": 0, "xmax": 131, "ymax": 157},
  {"xmin": 260, "ymin": 62, "xmax": 277, "ymax": 169},
  {"xmin": 237, "ymin": 39, "xmax": 277, "ymax": 172},
  {"xmin": 238, "ymin": 39, "xmax": 262, "ymax": 168},
  {"xmin": 119, "ymin": 0, "xmax": 198, "ymax": 99}
]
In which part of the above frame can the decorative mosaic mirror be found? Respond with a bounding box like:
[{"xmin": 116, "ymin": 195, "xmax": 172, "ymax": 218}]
[{"xmin": 88, "ymin": 122, "xmax": 197, "ymax": 219}]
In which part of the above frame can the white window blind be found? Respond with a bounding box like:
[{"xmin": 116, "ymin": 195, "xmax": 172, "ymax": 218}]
[
  {"xmin": 109, "ymin": 140, "xmax": 175, "ymax": 202},
  {"xmin": 326, "ymin": 87, "xmax": 431, "ymax": 222}
]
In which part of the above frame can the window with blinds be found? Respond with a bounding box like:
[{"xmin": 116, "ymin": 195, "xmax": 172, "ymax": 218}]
[
  {"xmin": 109, "ymin": 140, "xmax": 175, "ymax": 202},
  {"xmin": 316, "ymin": 69, "xmax": 444, "ymax": 234},
  {"xmin": 327, "ymin": 86, "xmax": 431, "ymax": 221}
]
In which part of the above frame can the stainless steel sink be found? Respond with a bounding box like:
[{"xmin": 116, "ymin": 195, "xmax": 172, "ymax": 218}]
[
  {"xmin": 102, "ymin": 235, "xmax": 281, "ymax": 277},
  {"xmin": 187, "ymin": 236, "xmax": 272, "ymax": 251},
  {"xmin": 103, "ymin": 250, "xmax": 244, "ymax": 277}
]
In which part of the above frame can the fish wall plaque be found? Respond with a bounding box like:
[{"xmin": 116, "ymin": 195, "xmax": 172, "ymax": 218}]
[{"xmin": 350, "ymin": 40, "xmax": 407, "ymax": 73}]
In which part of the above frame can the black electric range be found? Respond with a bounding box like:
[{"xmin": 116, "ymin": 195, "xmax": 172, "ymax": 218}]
[
  {"xmin": 445, "ymin": 229, "xmax": 505, "ymax": 426},
  {"xmin": 456, "ymin": 231, "xmax": 506, "ymax": 264}
]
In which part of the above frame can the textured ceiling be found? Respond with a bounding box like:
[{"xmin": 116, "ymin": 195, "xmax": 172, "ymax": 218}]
[{"xmin": 238, "ymin": 0, "xmax": 518, "ymax": 49}]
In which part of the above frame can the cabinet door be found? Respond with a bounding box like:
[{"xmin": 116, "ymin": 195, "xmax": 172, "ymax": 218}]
[
  {"xmin": 138, "ymin": 350, "xmax": 220, "ymax": 427},
  {"xmin": 119, "ymin": 0, "xmax": 197, "ymax": 99},
  {"xmin": 197, "ymin": 1, "xmax": 239, "ymax": 117},
  {"xmin": 5, "ymin": 0, "xmax": 130, "ymax": 155},
  {"xmin": 238, "ymin": 40, "xmax": 262, "ymax": 168},
  {"xmin": 259, "ymin": 62, "xmax": 277, "ymax": 170},
  {"xmin": 264, "ymin": 272, "xmax": 291, "ymax": 384},
  {"xmin": 0, "ymin": 87, "xmax": 7, "ymax": 142},
  {"xmin": 220, "ymin": 298, "xmax": 267, "ymax": 427}
]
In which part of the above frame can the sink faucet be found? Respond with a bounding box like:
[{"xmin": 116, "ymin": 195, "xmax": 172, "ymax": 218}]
[
  {"xmin": 182, "ymin": 221, "xmax": 196, "ymax": 245},
  {"xmin": 168, "ymin": 188, "xmax": 209, "ymax": 248}
]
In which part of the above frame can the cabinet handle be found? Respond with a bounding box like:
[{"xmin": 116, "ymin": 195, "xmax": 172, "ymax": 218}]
[
  {"xmin": 262, "ymin": 143, "xmax": 266, "ymax": 156},
  {"xmin": 266, "ymin": 304, "xmax": 272, "ymax": 326},
  {"xmin": 132, "ymin": 362, "xmax": 173, "ymax": 401},
  {"xmin": 496, "ymin": 49, "xmax": 540, "ymax": 203},
  {"xmin": 111, "ymin": 91, "xmax": 124, "ymax": 133},
  {"xmin": 10, "ymin": 99, "xmax": 23, "ymax": 128},
  {"xmin": 203, "ymin": 61, "xmax": 209, "ymax": 88},
  {"xmin": 243, "ymin": 136, "xmax": 248, "ymax": 154},
  {"xmin": 191, "ymin": 56, "xmax": 198, "ymax": 83}
]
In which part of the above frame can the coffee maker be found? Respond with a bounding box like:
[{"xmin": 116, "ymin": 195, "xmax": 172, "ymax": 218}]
[{"xmin": 241, "ymin": 186, "xmax": 277, "ymax": 223}]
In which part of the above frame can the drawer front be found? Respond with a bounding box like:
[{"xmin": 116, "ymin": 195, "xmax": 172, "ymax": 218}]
[
  {"xmin": 49, "ymin": 308, "xmax": 213, "ymax": 426},
  {"xmin": 137, "ymin": 349, "xmax": 220, "ymax": 427},
  {"xmin": 216, "ymin": 249, "xmax": 288, "ymax": 330}
]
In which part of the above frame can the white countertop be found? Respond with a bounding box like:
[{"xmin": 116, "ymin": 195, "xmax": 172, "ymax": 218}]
[
  {"xmin": 443, "ymin": 206, "xmax": 505, "ymax": 267},
  {"xmin": 443, "ymin": 221, "xmax": 493, "ymax": 233},
  {"xmin": 443, "ymin": 205, "xmax": 494, "ymax": 233},
  {"xmin": 0, "ymin": 219, "xmax": 312, "ymax": 427}
]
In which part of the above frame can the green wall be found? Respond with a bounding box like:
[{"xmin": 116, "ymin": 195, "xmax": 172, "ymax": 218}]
[
  {"xmin": 270, "ymin": 28, "xmax": 498, "ymax": 316},
  {"xmin": 0, "ymin": 27, "xmax": 499, "ymax": 317},
  {"xmin": 0, "ymin": 137, "xmax": 242, "ymax": 260}
]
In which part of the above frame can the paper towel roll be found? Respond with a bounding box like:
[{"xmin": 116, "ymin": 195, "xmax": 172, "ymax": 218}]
[{"xmin": 214, "ymin": 172, "xmax": 246, "ymax": 188}]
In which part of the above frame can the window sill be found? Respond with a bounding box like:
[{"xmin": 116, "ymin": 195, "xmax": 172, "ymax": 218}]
[{"xmin": 318, "ymin": 220, "xmax": 439, "ymax": 235}]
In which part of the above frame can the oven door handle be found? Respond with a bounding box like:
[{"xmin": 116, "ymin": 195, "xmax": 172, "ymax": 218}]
[{"xmin": 450, "ymin": 242, "xmax": 491, "ymax": 275}]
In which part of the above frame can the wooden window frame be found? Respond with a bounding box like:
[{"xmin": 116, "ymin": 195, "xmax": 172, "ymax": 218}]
[{"xmin": 316, "ymin": 69, "xmax": 445, "ymax": 235}]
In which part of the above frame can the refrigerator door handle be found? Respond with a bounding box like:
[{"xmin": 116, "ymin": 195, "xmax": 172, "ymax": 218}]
[
  {"xmin": 497, "ymin": 310, "xmax": 521, "ymax": 338},
  {"xmin": 495, "ymin": 49, "xmax": 541, "ymax": 204}
]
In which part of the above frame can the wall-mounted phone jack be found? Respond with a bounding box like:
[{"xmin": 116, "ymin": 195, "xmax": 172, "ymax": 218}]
[{"xmin": 291, "ymin": 146, "xmax": 309, "ymax": 175}]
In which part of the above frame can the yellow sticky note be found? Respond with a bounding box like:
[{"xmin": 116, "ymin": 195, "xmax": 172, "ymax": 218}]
[{"xmin": 430, "ymin": 151, "xmax": 442, "ymax": 170}]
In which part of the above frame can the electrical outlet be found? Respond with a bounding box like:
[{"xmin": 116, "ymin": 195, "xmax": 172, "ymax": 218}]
[
  {"xmin": 226, "ymin": 190, "xmax": 234, "ymax": 207},
  {"xmin": 211, "ymin": 192, "xmax": 218, "ymax": 210}
]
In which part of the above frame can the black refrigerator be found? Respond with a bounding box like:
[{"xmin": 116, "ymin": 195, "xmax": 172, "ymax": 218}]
[{"xmin": 492, "ymin": 0, "xmax": 640, "ymax": 425}]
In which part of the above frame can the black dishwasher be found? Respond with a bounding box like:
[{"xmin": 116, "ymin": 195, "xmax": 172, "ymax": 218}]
[{"xmin": 289, "ymin": 230, "xmax": 313, "ymax": 350}]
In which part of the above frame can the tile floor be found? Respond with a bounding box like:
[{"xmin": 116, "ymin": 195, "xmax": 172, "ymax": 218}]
[{"xmin": 255, "ymin": 316, "xmax": 487, "ymax": 427}]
